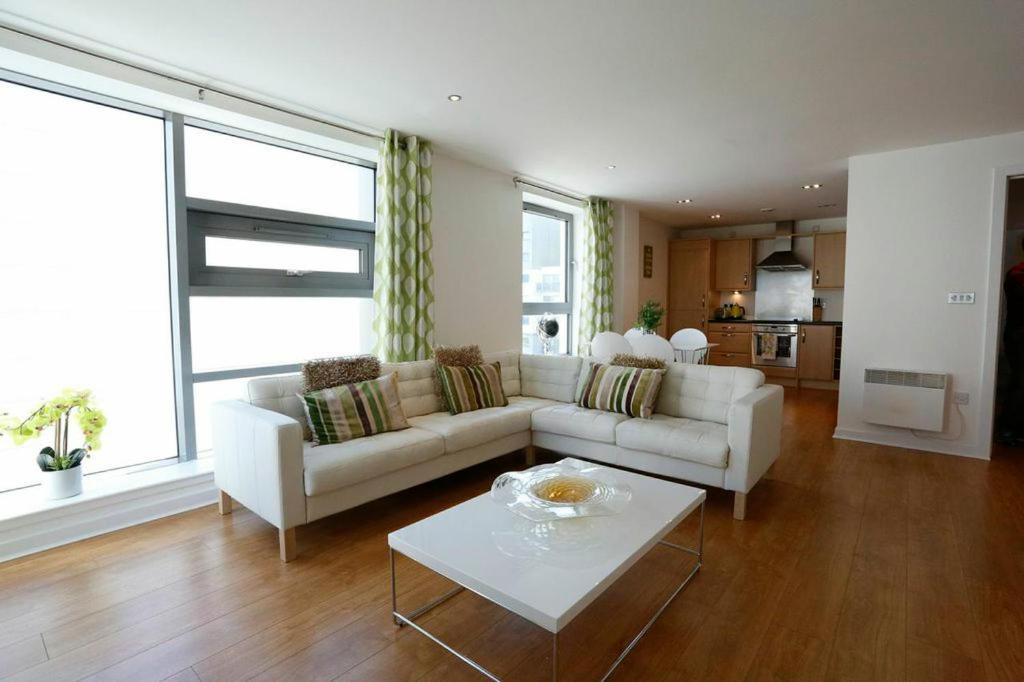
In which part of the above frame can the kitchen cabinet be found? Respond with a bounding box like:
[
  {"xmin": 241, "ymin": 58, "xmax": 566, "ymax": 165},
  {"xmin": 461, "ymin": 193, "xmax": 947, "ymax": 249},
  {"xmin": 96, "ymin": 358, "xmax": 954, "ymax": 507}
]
[
  {"xmin": 668, "ymin": 239, "xmax": 711, "ymax": 333},
  {"xmin": 798, "ymin": 325, "xmax": 836, "ymax": 381},
  {"xmin": 812, "ymin": 232, "xmax": 846, "ymax": 288},
  {"xmin": 709, "ymin": 330, "xmax": 751, "ymax": 354},
  {"xmin": 708, "ymin": 321, "xmax": 752, "ymax": 367},
  {"xmin": 713, "ymin": 239, "xmax": 754, "ymax": 291},
  {"xmin": 709, "ymin": 350, "xmax": 752, "ymax": 367}
]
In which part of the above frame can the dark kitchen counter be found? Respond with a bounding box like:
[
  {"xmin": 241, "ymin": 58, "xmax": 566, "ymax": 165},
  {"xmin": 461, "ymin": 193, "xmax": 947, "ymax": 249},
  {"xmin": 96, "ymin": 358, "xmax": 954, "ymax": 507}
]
[{"xmin": 708, "ymin": 319, "xmax": 843, "ymax": 326}]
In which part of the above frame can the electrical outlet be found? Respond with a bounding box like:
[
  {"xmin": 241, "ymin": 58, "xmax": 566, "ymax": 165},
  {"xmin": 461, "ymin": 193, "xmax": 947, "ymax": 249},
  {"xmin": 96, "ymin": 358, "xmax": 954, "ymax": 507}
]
[
  {"xmin": 947, "ymin": 292, "xmax": 975, "ymax": 304},
  {"xmin": 953, "ymin": 392, "xmax": 970, "ymax": 405}
]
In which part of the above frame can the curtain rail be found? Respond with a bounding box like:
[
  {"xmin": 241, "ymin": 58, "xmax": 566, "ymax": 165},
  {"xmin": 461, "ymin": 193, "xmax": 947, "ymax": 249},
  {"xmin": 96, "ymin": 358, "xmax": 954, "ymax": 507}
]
[
  {"xmin": 513, "ymin": 177, "xmax": 588, "ymax": 204},
  {"xmin": 0, "ymin": 23, "xmax": 384, "ymax": 141}
]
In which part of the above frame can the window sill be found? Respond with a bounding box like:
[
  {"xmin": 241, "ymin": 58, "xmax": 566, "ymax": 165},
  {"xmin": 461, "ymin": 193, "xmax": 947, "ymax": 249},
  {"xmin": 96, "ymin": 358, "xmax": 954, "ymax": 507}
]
[{"xmin": 0, "ymin": 458, "xmax": 216, "ymax": 562}]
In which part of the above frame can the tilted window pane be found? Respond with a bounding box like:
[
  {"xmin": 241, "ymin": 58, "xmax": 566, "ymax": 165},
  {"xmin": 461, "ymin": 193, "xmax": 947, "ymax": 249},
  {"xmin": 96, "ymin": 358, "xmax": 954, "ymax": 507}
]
[
  {"xmin": 0, "ymin": 80, "xmax": 176, "ymax": 491},
  {"xmin": 205, "ymin": 236, "xmax": 361, "ymax": 273},
  {"xmin": 184, "ymin": 126, "xmax": 374, "ymax": 221}
]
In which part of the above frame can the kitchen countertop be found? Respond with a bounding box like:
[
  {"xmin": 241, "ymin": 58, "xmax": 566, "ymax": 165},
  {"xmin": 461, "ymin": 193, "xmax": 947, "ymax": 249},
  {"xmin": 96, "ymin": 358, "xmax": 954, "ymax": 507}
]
[{"xmin": 708, "ymin": 319, "xmax": 843, "ymax": 326}]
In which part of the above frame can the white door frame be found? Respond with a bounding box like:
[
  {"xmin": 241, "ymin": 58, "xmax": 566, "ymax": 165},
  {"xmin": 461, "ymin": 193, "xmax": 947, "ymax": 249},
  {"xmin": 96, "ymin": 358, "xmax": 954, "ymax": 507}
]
[{"xmin": 979, "ymin": 164, "xmax": 1024, "ymax": 459}]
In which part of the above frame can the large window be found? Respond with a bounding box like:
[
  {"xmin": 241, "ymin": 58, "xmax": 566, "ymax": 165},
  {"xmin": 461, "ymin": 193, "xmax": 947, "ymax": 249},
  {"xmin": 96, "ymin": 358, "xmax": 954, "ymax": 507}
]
[
  {"xmin": 182, "ymin": 126, "xmax": 376, "ymax": 456},
  {"xmin": 0, "ymin": 73, "xmax": 378, "ymax": 492},
  {"xmin": 0, "ymin": 79, "xmax": 176, "ymax": 492},
  {"xmin": 522, "ymin": 204, "xmax": 573, "ymax": 354}
]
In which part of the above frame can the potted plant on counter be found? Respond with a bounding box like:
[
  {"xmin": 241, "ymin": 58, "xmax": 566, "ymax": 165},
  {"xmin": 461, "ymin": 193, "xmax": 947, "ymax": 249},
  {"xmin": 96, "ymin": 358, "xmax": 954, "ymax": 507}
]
[
  {"xmin": 636, "ymin": 299, "xmax": 666, "ymax": 335},
  {"xmin": 1, "ymin": 389, "xmax": 106, "ymax": 499}
]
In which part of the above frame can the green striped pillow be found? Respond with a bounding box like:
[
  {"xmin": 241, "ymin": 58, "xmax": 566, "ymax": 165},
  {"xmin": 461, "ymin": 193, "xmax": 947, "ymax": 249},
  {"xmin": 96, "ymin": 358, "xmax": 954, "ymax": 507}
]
[
  {"xmin": 437, "ymin": 362, "xmax": 509, "ymax": 415},
  {"xmin": 299, "ymin": 372, "xmax": 409, "ymax": 445},
  {"xmin": 577, "ymin": 363, "xmax": 664, "ymax": 419}
]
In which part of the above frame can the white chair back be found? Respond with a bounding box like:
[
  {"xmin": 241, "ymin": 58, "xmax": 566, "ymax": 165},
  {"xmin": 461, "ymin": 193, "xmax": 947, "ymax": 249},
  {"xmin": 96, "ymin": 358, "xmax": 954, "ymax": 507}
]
[
  {"xmin": 670, "ymin": 328, "xmax": 711, "ymax": 364},
  {"xmin": 627, "ymin": 333, "xmax": 676, "ymax": 363},
  {"xmin": 623, "ymin": 327, "xmax": 645, "ymax": 344},
  {"xmin": 590, "ymin": 331, "xmax": 633, "ymax": 362}
]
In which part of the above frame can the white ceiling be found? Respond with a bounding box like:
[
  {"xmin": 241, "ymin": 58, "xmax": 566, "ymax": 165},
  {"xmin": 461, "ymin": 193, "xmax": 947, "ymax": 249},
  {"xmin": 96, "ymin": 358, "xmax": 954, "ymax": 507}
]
[{"xmin": 2, "ymin": 0, "xmax": 1023, "ymax": 227}]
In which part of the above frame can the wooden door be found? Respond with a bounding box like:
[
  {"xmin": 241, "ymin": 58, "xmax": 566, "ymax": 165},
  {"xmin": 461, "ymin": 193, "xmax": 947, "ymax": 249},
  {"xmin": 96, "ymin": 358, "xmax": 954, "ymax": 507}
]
[
  {"xmin": 713, "ymin": 239, "xmax": 753, "ymax": 291},
  {"xmin": 668, "ymin": 240, "xmax": 710, "ymax": 334},
  {"xmin": 798, "ymin": 325, "xmax": 835, "ymax": 380},
  {"xmin": 812, "ymin": 232, "xmax": 846, "ymax": 288}
]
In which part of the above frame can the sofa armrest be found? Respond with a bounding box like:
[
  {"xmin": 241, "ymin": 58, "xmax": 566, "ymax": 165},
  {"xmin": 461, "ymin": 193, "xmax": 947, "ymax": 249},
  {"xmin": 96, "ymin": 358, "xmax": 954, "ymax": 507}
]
[
  {"xmin": 212, "ymin": 400, "xmax": 306, "ymax": 530},
  {"xmin": 724, "ymin": 385, "xmax": 784, "ymax": 493}
]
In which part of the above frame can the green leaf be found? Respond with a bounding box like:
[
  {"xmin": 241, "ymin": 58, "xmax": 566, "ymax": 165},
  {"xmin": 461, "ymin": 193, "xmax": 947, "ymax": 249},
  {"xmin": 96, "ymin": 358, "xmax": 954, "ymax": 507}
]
[
  {"xmin": 67, "ymin": 449, "xmax": 88, "ymax": 468},
  {"xmin": 36, "ymin": 450, "xmax": 57, "ymax": 472}
]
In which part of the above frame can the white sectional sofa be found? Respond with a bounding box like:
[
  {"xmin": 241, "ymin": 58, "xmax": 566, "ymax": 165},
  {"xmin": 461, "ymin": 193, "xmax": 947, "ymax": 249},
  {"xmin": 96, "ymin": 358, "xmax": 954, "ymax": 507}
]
[{"xmin": 212, "ymin": 351, "xmax": 783, "ymax": 561}]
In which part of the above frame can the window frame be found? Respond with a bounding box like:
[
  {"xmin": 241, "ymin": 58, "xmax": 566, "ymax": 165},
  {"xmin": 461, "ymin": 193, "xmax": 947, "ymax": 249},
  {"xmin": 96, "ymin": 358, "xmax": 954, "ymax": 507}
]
[
  {"xmin": 521, "ymin": 202, "xmax": 574, "ymax": 353},
  {"xmin": 0, "ymin": 69, "xmax": 378, "ymax": 469},
  {"xmin": 187, "ymin": 199, "xmax": 374, "ymax": 297}
]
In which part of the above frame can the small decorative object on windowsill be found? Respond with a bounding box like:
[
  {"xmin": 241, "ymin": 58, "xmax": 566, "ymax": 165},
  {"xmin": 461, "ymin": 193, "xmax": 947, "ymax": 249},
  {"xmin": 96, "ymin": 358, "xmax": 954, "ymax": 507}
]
[
  {"xmin": 0, "ymin": 389, "xmax": 107, "ymax": 500},
  {"xmin": 536, "ymin": 314, "xmax": 560, "ymax": 355},
  {"xmin": 637, "ymin": 299, "xmax": 665, "ymax": 335}
]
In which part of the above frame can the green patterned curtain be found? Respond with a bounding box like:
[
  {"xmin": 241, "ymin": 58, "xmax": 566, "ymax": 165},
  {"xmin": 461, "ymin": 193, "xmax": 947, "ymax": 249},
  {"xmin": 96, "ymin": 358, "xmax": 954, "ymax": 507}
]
[
  {"xmin": 373, "ymin": 129, "xmax": 435, "ymax": 362},
  {"xmin": 577, "ymin": 198, "xmax": 614, "ymax": 355}
]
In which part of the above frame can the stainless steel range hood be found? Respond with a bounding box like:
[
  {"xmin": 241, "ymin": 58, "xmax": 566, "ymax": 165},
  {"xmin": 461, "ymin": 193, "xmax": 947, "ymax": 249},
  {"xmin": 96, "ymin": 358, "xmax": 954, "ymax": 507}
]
[{"xmin": 756, "ymin": 221, "xmax": 806, "ymax": 272}]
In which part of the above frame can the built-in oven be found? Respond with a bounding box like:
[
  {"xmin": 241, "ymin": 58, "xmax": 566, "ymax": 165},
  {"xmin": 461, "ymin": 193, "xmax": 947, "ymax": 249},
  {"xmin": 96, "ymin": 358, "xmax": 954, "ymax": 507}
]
[{"xmin": 751, "ymin": 324, "xmax": 799, "ymax": 368}]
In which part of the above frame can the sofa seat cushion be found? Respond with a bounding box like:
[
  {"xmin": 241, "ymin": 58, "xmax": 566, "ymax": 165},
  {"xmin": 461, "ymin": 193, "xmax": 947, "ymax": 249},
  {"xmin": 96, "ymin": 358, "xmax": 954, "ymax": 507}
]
[
  {"xmin": 303, "ymin": 427, "xmax": 444, "ymax": 496},
  {"xmin": 531, "ymin": 404, "xmax": 630, "ymax": 444},
  {"xmin": 409, "ymin": 407, "xmax": 531, "ymax": 453},
  {"xmin": 615, "ymin": 415, "xmax": 730, "ymax": 468},
  {"xmin": 506, "ymin": 396, "xmax": 563, "ymax": 413}
]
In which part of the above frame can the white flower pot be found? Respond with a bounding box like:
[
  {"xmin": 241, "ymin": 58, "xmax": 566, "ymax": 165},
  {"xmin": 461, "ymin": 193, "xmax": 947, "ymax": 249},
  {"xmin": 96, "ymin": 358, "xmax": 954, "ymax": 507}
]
[{"xmin": 41, "ymin": 466, "xmax": 83, "ymax": 500}]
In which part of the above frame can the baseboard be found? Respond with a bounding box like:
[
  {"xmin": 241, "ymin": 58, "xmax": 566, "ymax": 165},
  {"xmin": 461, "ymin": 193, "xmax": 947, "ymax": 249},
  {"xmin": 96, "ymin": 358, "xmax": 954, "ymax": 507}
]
[
  {"xmin": 0, "ymin": 462, "xmax": 218, "ymax": 563},
  {"xmin": 832, "ymin": 427, "xmax": 986, "ymax": 460}
]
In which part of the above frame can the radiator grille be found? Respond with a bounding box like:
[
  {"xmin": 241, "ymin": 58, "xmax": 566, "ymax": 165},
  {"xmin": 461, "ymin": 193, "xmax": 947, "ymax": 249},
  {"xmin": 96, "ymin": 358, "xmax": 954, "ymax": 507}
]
[{"xmin": 864, "ymin": 369, "xmax": 947, "ymax": 390}]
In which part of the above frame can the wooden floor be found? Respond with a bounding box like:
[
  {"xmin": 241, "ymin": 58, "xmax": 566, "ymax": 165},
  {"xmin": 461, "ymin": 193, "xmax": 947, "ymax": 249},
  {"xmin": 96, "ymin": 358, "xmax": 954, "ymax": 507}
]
[{"xmin": 2, "ymin": 389, "xmax": 1023, "ymax": 681}]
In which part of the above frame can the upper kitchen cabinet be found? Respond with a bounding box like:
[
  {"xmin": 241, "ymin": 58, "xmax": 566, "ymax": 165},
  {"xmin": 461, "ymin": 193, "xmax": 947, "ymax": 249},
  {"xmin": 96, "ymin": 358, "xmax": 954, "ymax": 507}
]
[
  {"xmin": 812, "ymin": 232, "xmax": 846, "ymax": 288},
  {"xmin": 713, "ymin": 238, "xmax": 754, "ymax": 291},
  {"xmin": 668, "ymin": 239, "xmax": 711, "ymax": 332}
]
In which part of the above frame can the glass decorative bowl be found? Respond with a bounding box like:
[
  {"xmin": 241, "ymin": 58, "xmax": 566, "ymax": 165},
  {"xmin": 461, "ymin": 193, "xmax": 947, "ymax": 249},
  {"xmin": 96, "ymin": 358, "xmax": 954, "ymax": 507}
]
[{"xmin": 490, "ymin": 458, "xmax": 632, "ymax": 522}]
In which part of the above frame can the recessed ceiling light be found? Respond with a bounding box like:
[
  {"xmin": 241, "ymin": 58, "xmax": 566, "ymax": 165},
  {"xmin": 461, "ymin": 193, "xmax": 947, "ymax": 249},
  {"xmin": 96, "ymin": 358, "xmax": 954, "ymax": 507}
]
[
  {"xmin": 817, "ymin": 203, "xmax": 837, "ymax": 208},
  {"xmin": 760, "ymin": 207, "xmax": 775, "ymax": 213},
  {"xmin": 802, "ymin": 183, "xmax": 823, "ymax": 190},
  {"xmin": 447, "ymin": 94, "xmax": 462, "ymax": 102},
  {"xmin": 606, "ymin": 164, "xmax": 617, "ymax": 170},
  {"xmin": 676, "ymin": 199, "xmax": 693, "ymax": 204},
  {"xmin": 710, "ymin": 214, "xmax": 721, "ymax": 219}
]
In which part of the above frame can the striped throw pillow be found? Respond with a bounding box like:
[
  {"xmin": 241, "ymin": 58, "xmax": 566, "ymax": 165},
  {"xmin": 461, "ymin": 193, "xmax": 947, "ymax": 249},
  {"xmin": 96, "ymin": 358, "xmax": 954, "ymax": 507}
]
[
  {"xmin": 437, "ymin": 362, "xmax": 509, "ymax": 415},
  {"xmin": 577, "ymin": 363, "xmax": 664, "ymax": 419},
  {"xmin": 299, "ymin": 372, "xmax": 409, "ymax": 445}
]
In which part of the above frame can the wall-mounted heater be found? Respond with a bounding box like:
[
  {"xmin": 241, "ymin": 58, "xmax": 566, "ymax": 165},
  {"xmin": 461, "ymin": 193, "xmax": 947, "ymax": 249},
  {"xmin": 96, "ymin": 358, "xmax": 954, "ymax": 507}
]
[{"xmin": 862, "ymin": 369, "xmax": 949, "ymax": 432}]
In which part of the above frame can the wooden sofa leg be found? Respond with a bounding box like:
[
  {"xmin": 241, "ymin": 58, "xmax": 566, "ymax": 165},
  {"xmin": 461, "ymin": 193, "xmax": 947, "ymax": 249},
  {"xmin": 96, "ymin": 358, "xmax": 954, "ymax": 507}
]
[
  {"xmin": 279, "ymin": 528, "xmax": 297, "ymax": 563},
  {"xmin": 524, "ymin": 445, "xmax": 537, "ymax": 467},
  {"xmin": 733, "ymin": 492, "xmax": 747, "ymax": 521},
  {"xmin": 218, "ymin": 490, "xmax": 233, "ymax": 515}
]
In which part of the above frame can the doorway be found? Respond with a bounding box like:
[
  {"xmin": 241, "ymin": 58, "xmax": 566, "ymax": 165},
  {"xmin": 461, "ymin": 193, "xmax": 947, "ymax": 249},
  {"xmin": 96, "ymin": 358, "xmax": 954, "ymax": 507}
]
[{"xmin": 994, "ymin": 176, "xmax": 1024, "ymax": 450}]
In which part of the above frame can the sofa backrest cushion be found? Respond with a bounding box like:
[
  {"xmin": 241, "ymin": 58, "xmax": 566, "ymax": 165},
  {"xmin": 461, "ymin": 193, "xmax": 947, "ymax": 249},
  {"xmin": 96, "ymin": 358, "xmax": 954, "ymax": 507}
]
[
  {"xmin": 247, "ymin": 358, "xmax": 443, "ymax": 427},
  {"xmin": 520, "ymin": 354, "xmax": 583, "ymax": 403},
  {"xmin": 656, "ymin": 365, "xmax": 765, "ymax": 425},
  {"xmin": 247, "ymin": 374, "xmax": 307, "ymax": 435},
  {"xmin": 381, "ymin": 359, "xmax": 441, "ymax": 417},
  {"xmin": 483, "ymin": 349, "xmax": 522, "ymax": 397}
]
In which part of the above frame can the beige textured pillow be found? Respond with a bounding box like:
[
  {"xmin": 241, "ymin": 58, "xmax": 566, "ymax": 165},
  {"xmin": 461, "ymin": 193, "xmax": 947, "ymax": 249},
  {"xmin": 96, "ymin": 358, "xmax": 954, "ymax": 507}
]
[
  {"xmin": 302, "ymin": 355, "xmax": 381, "ymax": 393},
  {"xmin": 432, "ymin": 345, "xmax": 485, "ymax": 410},
  {"xmin": 611, "ymin": 353, "xmax": 667, "ymax": 371}
]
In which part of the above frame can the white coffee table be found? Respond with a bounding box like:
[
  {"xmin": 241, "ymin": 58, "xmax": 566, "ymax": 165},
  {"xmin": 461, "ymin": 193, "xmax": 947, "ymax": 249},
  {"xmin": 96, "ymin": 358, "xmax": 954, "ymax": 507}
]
[{"xmin": 387, "ymin": 458, "xmax": 706, "ymax": 681}]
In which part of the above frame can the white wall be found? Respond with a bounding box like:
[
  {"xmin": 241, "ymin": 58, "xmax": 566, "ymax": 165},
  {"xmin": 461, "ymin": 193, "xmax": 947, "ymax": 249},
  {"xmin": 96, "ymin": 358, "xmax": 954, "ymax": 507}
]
[
  {"xmin": 837, "ymin": 130, "xmax": 1024, "ymax": 459},
  {"xmin": 613, "ymin": 203, "xmax": 641, "ymax": 333},
  {"xmin": 638, "ymin": 214, "xmax": 673, "ymax": 335},
  {"xmin": 431, "ymin": 152, "xmax": 523, "ymax": 352}
]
